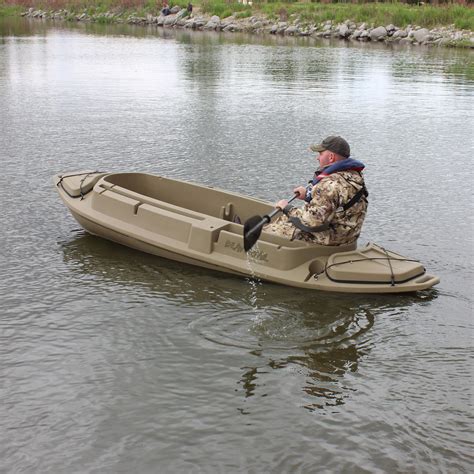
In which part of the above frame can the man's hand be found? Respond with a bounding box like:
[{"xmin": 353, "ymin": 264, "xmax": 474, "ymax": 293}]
[
  {"xmin": 276, "ymin": 199, "xmax": 289, "ymax": 210},
  {"xmin": 293, "ymin": 186, "xmax": 307, "ymax": 200}
]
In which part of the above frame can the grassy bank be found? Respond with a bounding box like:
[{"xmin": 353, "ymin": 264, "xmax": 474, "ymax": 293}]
[
  {"xmin": 200, "ymin": 2, "xmax": 474, "ymax": 31},
  {"xmin": 1, "ymin": 1, "xmax": 473, "ymax": 31}
]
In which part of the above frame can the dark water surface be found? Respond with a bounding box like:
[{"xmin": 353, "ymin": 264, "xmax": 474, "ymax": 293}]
[{"xmin": 1, "ymin": 18, "xmax": 473, "ymax": 473}]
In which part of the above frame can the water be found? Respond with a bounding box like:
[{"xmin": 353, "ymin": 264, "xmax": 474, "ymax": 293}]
[{"xmin": 1, "ymin": 18, "xmax": 473, "ymax": 472}]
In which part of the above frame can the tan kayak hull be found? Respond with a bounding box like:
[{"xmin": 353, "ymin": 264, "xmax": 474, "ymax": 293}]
[{"xmin": 54, "ymin": 171, "xmax": 440, "ymax": 294}]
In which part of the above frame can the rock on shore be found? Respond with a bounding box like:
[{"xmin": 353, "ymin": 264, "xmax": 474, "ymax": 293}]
[{"xmin": 21, "ymin": 8, "xmax": 474, "ymax": 48}]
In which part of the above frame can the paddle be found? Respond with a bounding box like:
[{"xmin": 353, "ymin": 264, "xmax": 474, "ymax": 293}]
[{"xmin": 243, "ymin": 192, "xmax": 300, "ymax": 252}]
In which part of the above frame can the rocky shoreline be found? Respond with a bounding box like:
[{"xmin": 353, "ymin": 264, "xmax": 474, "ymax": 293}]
[{"xmin": 21, "ymin": 6, "xmax": 474, "ymax": 48}]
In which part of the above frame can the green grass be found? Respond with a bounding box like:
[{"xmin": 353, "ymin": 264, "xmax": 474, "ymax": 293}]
[
  {"xmin": 199, "ymin": 0, "xmax": 251, "ymax": 19},
  {"xmin": 449, "ymin": 38, "xmax": 474, "ymax": 48},
  {"xmin": 255, "ymin": 3, "xmax": 474, "ymax": 31},
  {"xmin": 0, "ymin": 3, "xmax": 23, "ymax": 16},
  {"xmin": 1, "ymin": 1, "xmax": 473, "ymax": 31}
]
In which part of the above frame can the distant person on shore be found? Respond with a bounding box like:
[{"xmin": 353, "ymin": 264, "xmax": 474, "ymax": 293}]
[
  {"xmin": 187, "ymin": 3, "xmax": 193, "ymax": 15},
  {"xmin": 264, "ymin": 136, "xmax": 368, "ymax": 246},
  {"xmin": 161, "ymin": 0, "xmax": 170, "ymax": 16}
]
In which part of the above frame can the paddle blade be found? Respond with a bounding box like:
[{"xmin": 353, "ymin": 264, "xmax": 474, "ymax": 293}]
[{"xmin": 243, "ymin": 215, "xmax": 266, "ymax": 252}]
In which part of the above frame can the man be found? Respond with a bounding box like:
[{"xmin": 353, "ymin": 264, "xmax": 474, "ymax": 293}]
[
  {"xmin": 264, "ymin": 136, "xmax": 368, "ymax": 246},
  {"xmin": 161, "ymin": 0, "xmax": 170, "ymax": 16}
]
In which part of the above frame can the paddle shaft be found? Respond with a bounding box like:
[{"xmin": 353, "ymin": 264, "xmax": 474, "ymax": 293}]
[{"xmin": 245, "ymin": 193, "xmax": 299, "ymax": 238}]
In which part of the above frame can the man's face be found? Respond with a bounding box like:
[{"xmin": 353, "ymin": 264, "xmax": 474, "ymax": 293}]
[{"xmin": 317, "ymin": 150, "xmax": 334, "ymax": 169}]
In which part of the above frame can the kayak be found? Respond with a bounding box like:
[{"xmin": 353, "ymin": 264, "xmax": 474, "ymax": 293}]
[{"xmin": 53, "ymin": 171, "xmax": 440, "ymax": 294}]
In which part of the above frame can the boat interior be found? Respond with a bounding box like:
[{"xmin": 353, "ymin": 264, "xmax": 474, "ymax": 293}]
[
  {"xmin": 99, "ymin": 172, "xmax": 329, "ymax": 251},
  {"xmin": 103, "ymin": 173, "xmax": 269, "ymax": 222}
]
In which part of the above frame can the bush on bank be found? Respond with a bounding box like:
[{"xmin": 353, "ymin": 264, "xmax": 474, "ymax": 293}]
[{"xmin": 1, "ymin": 0, "xmax": 473, "ymax": 31}]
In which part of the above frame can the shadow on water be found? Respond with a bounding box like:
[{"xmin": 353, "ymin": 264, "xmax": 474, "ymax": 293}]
[{"xmin": 60, "ymin": 232, "xmax": 438, "ymax": 411}]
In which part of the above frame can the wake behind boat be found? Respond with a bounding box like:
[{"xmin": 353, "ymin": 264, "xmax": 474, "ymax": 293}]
[{"xmin": 53, "ymin": 171, "xmax": 439, "ymax": 294}]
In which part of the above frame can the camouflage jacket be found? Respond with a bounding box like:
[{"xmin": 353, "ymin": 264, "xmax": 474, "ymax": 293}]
[{"xmin": 265, "ymin": 170, "xmax": 368, "ymax": 246}]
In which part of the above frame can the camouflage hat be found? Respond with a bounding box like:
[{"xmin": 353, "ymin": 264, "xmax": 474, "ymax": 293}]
[{"xmin": 310, "ymin": 136, "xmax": 350, "ymax": 158}]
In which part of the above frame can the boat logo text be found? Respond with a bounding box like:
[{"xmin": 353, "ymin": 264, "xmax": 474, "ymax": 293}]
[{"xmin": 224, "ymin": 240, "xmax": 269, "ymax": 262}]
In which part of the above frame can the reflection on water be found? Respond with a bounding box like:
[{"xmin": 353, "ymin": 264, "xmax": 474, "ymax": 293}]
[
  {"xmin": 1, "ymin": 17, "xmax": 473, "ymax": 86},
  {"xmin": 61, "ymin": 232, "xmax": 432, "ymax": 323},
  {"xmin": 61, "ymin": 232, "xmax": 436, "ymax": 412}
]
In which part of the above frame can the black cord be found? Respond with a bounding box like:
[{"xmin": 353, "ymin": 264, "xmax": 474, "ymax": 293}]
[
  {"xmin": 323, "ymin": 256, "xmax": 421, "ymax": 286},
  {"xmin": 381, "ymin": 247, "xmax": 396, "ymax": 286},
  {"xmin": 57, "ymin": 171, "xmax": 103, "ymax": 199}
]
